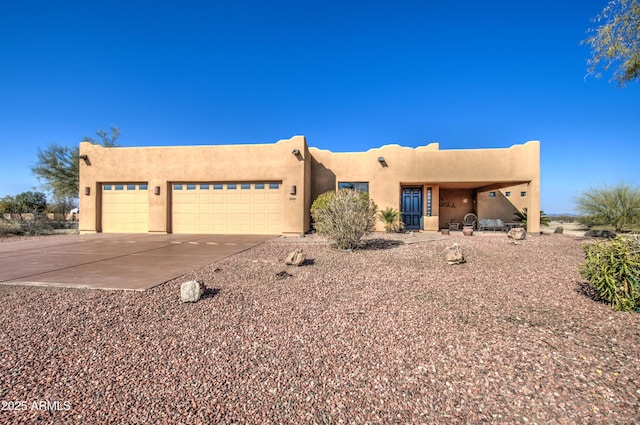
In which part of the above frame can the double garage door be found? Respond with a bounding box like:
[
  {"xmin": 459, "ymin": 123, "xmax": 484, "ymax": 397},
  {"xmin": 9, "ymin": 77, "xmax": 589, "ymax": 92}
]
[
  {"xmin": 171, "ymin": 182, "xmax": 282, "ymax": 234},
  {"xmin": 100, "ymin": 182, "xmax": 282, "ymax": 234}
]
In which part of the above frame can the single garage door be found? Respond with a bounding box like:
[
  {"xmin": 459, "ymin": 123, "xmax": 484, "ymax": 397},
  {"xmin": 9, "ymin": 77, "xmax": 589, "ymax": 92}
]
[
  {"xmin": 101, "ymin": 183, "xmax": 149, "ymax": 233},
  {"xmin": 172, "ymin": 182, "xmax": 282, "ymax": 234}
]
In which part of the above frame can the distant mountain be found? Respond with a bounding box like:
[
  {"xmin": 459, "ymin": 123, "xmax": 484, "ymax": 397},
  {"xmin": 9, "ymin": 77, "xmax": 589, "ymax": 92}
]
[{"xmin": 547, "ymin": 212, "xmax": 579, "ymax": 217}]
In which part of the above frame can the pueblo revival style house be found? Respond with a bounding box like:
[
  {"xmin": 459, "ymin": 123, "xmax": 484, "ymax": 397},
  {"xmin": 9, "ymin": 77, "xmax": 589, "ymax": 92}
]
[{"xmin": 78, "ymin": 136, "xmax": 541, "ymax": 235}]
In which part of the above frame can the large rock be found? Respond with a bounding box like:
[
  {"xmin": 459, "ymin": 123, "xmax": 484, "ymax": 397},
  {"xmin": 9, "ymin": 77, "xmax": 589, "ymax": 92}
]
[
  {"xmin": 443, "ymin": 243, "xmax": 465, "ymax": 265},
  {"xmin": 180, "ymin": 280, "xmax": 206, "ymax": 303},
  {"xmin": 507, "ymin": 228, "xmax": 527, "ymax": 240},
  {"xmin": 285, "ymin": 249, "xmax": 306, "ymax": 266},
  {"xmin": 584, "ymin": 229, "xmax": 616, "ymax": 238}
]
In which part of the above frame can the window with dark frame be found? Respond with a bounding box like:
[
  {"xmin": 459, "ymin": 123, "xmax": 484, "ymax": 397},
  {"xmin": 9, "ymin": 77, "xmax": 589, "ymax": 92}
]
[{"xmin": 338, "ymin": 182, "xmax": 369, "ymax": 193}]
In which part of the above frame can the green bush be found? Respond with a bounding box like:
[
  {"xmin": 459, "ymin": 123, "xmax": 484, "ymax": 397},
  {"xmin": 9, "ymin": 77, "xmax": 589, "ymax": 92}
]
[
  {"xmin": 310, "ymin": 191, "xmax": 335, "ymax": 233},
  {"xmin": 574, "ymin": 181, "xmax": 640, "ymax": 232},
  {"xmin": 378, "ymin": 207, "xmax": 402, "ymax": 233},
  {"xmin": 310, "ymin": 189, "xmax": 377, "ymax": 250},
  {"xmin": 513, "ymin": 207, "xmax": 550, "ymax": 227},
  {"xmin": 579, "ymin": 235, "xmax": 640, "ymax": 311}
]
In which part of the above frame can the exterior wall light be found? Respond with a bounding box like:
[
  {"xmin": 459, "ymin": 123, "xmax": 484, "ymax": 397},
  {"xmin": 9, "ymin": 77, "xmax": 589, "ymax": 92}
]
[
  {"xmin": 84, "ymin": 186, "xmax": 91, "ymax": 196},
  {"xmin": 154, "ymin": 186, "xmax": 161, "ymax": 195},
  {"xmin": 290, "ymin": 185, "xmax": 297, "ymax": 195},
  {"xmin": 292, "ymin": 149, "xmax": 300, "ymax": 155}
]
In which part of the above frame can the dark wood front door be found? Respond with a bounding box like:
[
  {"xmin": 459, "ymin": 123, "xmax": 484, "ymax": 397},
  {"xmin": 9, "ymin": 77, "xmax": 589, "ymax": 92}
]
[{"xmin": 401, "ymin": 187, "xmax": 422, "ymax": 230}]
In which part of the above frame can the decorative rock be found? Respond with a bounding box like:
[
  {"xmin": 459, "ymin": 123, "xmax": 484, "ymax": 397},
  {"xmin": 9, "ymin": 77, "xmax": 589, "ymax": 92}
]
[
  {"xmin": 443, "ymin": 243, "xmax": 465, "ymax": 265},
  {"xmin": 554, "ymin": 226, "xmax": 564, "ymax": 234},
  {"xmin": 275, "ymin": 271, "xmax": 293, "ymax": 279},
  {"xmin": 507, "ymin": 228, "xmax": 526, "ymax": 240},
  {"xmin": 180, "ymin": 280, "xmax": 206, "ymax": 303},
  {"xmin": 584, "ymin": 229, "xmax": 616, "ymax": 238},
  {"xmin": 285, "ymin": 249, "xmax": 306, "ymax": 266}
]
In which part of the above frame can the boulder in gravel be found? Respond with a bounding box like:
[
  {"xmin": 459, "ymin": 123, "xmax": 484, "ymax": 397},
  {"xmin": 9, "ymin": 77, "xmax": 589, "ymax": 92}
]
[
  {"xmin": 285, "ymin": 249, "xmax": 306, "ymax": 266},
  {"xmin": 443, "ymin": 243, "xmax": 465, "ymax": 265},
  {"xmin": 180, "ymin": 280, "xmax": 206, "ymax": 303},
  {"xmin": 507, "ymin": 228, "xmax": 526, "ymax": 240},
  {"xmin": 554, "ymin": 226, "xmax": 564, "ymax": 234},
  {"xmin": 584, "ymin": 229, "xmax": 616, "ymax": 238}
]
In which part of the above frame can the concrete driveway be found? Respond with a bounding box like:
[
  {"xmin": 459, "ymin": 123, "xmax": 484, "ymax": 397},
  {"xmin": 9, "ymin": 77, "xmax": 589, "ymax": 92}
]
[{"xmin": 0, "ymin": 233, "xmax": 274, "ymax": 291}]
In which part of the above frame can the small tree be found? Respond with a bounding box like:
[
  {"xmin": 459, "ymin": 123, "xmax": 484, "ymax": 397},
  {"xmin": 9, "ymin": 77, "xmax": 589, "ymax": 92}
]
[
  {"xmin": 15, "ymin": 191, "xmax": 47, "ymax": 215},
  {"xmin": 583, "ymin": 0, "xmax": 640, "ymax": 87},
  {"xmin": 311, "ymin": 189, "xmax": 378, "ymax": 250},
  {"xmin": 31, "ymin": 126, "xmax": 120, "ymax": 199},
  {"xmin": 0, "ymin": 195, "xmax": 18, "ymax": 214},
  {"xmin": 574, "ymin": 181, "xmax": 640, "ymax": 232}
]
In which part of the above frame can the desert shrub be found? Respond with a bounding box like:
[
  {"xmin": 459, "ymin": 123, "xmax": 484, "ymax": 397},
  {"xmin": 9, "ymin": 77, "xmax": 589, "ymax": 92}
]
[
  {"xmin": 378, "ymin": 207, "xmax": 402, "ymax": 233},
  {"xmin": 574, "ymin": 181, "xmax": 640, "ymax": 232},
  {"xmin": 0, "ymin": 213, "xmax": 59, "ymax": 236},
  {"xmin": 0, "ymin": 216, "xmax": 20, "ymax": 235},
  {"xmin": 310, "ymin": 189, "xmax": 377, "ymax": 250},
  {"xmin": 310, "ymin": 191, "xmax": 335, "ymax": 233},
  {"xmin": 580, "ymin": 235, "xmax": 640, "ymax": 311}
]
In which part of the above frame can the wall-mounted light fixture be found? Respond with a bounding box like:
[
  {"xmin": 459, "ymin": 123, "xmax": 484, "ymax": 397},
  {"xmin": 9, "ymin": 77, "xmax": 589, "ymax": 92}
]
[
  {"xmin": 79, "ymin": 154, "xmax": 91, "ymax": 165},
  {"xmin": 290, "ymin": 185, "xmax": 297, "ymax": 195},
  {"xmin": 83, "ymin": 186, "xmax": 91, "ymax": 196},
  {"xmin": 292, "ymin": 149, "xmax": 300, "ymax": 156},
  {"xmin": 154, "ymin": 186, "xmax": 161, "ymax": 195}
]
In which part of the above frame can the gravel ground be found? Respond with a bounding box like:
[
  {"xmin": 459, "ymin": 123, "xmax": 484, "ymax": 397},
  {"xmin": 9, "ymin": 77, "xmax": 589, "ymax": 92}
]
[{"xmin": 1, "ymin": 232, "xmax": 639, "ymax": 424}]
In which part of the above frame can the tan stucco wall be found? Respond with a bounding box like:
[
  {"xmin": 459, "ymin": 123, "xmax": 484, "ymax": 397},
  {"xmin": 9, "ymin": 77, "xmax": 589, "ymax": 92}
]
[
  {"xmin": 79, "ymin": 136, "xmax": 309, "ymax": 234},
  {"xmin": 80, "ymin": 137, "xmax": 540, "ymax": 235},
  {"xmin": 476, "ymin": 183, "xmax": 530, "ymax": 224},
  {"xmin": 309, "ymin": 141, "xmax": 540, "ymax": 233}
]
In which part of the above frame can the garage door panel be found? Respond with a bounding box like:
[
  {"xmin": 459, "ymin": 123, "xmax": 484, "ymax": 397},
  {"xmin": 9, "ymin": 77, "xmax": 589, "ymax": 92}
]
[
  {"xmin": 102, "ymin": 183, "xmax": 149, "ymax": 233},
  {"xmin": 172, "ymin": 182, "xmax": 282, "ymax": 234}
]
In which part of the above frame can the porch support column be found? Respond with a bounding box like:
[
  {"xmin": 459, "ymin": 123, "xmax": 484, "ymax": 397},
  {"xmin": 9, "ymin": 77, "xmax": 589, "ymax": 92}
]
[{"xmin": 526, "ymin": 180, "xmax": 540, "ymax": 234}]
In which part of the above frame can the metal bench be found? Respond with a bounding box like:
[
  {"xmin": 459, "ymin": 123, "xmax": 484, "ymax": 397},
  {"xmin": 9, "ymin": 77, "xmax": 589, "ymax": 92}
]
[{"xmin": 478, "ymin": 218, "xmax": 506, "ymax": 232}]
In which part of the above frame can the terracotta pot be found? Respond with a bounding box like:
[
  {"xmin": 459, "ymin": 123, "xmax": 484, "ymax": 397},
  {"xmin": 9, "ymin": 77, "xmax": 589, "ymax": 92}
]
[
  {"xmin": 441, "ymin": 229, "xmax": 450, "ymax": 235},
  {"xmin": 463, "ymin": 226, "xmax": 474, "ymax": 236}
]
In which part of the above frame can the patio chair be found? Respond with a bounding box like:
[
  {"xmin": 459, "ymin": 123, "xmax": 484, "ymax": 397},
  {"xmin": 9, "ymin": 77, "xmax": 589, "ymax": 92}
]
[{"xmin": 463, "ymin": 213, "xmax": 477, "ymax": 229}]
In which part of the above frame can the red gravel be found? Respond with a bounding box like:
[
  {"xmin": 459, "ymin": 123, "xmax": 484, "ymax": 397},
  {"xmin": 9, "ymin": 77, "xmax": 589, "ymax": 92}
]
[{"xmin": 1, "ymin": 233, "xmax": 639, "ymax": 424}]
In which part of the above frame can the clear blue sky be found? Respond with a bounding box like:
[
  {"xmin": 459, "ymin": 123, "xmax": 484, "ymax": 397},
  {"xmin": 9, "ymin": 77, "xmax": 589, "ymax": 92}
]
[{"xmin": 1, "ymin": 0, "xmax": 637, "ymax": 214}]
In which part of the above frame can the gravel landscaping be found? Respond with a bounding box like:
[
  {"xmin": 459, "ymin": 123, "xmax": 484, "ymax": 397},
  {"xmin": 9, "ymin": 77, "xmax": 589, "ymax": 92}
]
[{"xmin": 1, "ymin": 232, "xmax": 639, "ymax": 424}]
